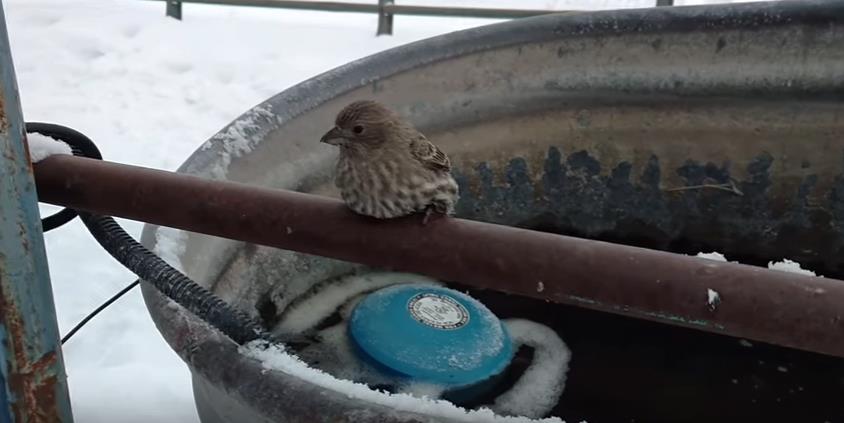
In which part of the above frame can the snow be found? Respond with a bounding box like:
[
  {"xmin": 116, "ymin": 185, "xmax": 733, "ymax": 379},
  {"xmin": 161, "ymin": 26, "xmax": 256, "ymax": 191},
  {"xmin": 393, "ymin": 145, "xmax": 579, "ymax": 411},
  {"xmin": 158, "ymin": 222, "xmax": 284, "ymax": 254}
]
[
  {"xmin": 706, "ymin": 288, "xmax": 720, "ymax": 311},
  {"xmin": 26, "ymin": 131, "xmax": 72, "ymax": 162},
  {"xmin": 298, "ymin": 321, "xmax": 402, "ymax": 387},
  {"xmin": 274, "ymin": 272, "xmax": 452, "ymax": 396},
  {"xmin": 243, "ymin": 339, "xmax": 568, "ymax": 423},
  {"xmin": 694, "ymin": 251, "xmax": 822, "ymax": 277},
  {"xmin": 695, "ymin": 251, "xmax": 729, "ymax": 262},
  {"xmin": 274, "ymin": 271, "xmax": 441, "ymax": 335},
  {"xmin": 693, "ymin": 252, "xmax": 823, "ymax": 310},
  {"xmin": 204, "ymin": 103, "xmax": 275, "ymax": 180},
  {"xmin": 491, "ymin": 319, "xmax": 571, "ymax": 419},
  {"xmin": 767, "ymin": 259, "xmax": 818, "ymax": 277},
  {"xmin": 4, "ymin": 0, "xmax": 779, "ymax": 422}
]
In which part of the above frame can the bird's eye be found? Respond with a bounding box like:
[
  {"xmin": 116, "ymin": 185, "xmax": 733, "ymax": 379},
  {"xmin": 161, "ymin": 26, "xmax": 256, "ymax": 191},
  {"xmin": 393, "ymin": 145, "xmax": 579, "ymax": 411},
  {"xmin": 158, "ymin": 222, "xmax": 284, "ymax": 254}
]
[{"xmin": 352, "ymin": 125, "xmax": 364, "ymax": 134}]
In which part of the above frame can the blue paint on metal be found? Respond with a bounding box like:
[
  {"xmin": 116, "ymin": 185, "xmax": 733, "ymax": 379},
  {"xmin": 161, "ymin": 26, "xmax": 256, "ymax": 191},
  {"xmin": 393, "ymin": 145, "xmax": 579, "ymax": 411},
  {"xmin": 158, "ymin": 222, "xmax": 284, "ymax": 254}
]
[
  {"xmin": 0, "ymin": 365, "xmax": 8, "ymax": 423},
  {"xmin": 0, "ymin": 328, "xmax": 7, "ymax": 423},
  {"xmin": 0, "ymin": 0, "xmax": 74, "ymax": 420},
  {"xmin": 0, "ymin": 323, "xmax": 8, "ymax": 423}
]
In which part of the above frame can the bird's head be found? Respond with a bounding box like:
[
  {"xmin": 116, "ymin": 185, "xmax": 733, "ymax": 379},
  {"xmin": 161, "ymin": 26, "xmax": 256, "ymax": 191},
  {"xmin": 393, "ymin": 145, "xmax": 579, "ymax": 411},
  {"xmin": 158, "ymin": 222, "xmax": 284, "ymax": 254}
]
[{"xmin": 319, "ymin": 100, "xmax": 405, "ymax": 151}]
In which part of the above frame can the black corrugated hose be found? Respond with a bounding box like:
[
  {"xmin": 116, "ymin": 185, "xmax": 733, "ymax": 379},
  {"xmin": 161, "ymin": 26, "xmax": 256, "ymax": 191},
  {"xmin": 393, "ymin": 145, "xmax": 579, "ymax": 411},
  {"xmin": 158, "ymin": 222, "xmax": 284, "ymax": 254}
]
[{"xmin": 27, "ymin": 122, "xmax": 271, "ymax": 346}]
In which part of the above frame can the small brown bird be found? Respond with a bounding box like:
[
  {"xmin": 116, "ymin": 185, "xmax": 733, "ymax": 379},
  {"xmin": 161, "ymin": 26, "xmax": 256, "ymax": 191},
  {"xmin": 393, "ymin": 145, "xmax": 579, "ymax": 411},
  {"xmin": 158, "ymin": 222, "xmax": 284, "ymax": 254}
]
[{"xmin": 319, "ymin": 100, "xmax": 459, "ymax": 224}]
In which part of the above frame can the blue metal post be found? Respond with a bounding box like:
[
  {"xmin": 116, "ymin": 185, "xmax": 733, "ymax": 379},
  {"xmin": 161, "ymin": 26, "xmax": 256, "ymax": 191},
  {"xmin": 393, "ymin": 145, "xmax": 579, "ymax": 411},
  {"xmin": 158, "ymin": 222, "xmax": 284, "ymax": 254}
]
[{"xmin": 0, "ymin": 1, "xmax": 74, "ymax": 422}]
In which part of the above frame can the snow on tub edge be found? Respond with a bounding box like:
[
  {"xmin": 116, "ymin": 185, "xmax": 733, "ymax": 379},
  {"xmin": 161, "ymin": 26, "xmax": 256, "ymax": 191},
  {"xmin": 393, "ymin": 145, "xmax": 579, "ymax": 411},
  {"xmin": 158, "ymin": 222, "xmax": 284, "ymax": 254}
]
[
  {"xmin": 240, "ymin": 339, "xmax": 574, "ymax": 423},
  {"xmin": 191, "ymin": 103, "xmax": 277, "ymax": 181}
]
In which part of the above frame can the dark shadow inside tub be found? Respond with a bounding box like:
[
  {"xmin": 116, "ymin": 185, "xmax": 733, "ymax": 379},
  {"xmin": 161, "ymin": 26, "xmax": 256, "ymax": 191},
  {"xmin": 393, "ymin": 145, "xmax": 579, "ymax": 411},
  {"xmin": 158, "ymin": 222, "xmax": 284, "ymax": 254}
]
[
  {"xmin": 455, "ymin": 283, "xmax": 844, "ymax": 423},
  {"xmin": 442, "ymin": 215, "xmax": 844, "ymax": 423}
]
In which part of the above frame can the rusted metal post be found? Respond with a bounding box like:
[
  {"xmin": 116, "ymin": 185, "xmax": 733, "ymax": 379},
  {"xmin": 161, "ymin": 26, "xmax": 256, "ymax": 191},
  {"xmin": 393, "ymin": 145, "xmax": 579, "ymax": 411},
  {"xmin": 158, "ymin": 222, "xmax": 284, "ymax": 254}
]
[
  {"xmin": 32, "ymin": 154, "xmax": 844, "ymax": 358},
  {"xmin": 376, "ymin": 0, "xmax": 394, "ymax": 36},
  {"xmin": 167, "ymin": 0, "xmax": 182, "ymax": 19},
  {"xmin": 0, "ymin": 2, "xmax": 74, "ymax": 422}
]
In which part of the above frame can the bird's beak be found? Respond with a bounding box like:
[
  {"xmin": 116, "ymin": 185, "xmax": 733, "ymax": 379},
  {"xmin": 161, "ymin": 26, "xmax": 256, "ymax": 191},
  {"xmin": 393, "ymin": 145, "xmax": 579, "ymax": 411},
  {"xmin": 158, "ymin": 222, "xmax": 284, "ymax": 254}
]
[{"xmin": 320, "ymin": 127, "xmax": 345, "ymax": 146}]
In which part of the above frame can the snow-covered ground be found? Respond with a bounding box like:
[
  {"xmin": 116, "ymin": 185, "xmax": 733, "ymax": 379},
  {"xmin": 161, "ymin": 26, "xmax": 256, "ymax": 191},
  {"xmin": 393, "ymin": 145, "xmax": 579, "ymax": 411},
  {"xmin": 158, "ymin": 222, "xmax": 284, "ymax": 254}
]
[{"xmin": 4, "ymin": 0, "xmax": 773, "ymax": 422}]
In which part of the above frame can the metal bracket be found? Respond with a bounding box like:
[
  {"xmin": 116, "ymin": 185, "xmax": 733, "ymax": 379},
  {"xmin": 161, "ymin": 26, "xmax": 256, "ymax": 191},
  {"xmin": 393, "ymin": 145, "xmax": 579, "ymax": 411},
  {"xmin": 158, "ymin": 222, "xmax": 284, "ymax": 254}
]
[
  {"xmin": 167, "ymin": 0, "xmax": 183, "ymax": 20},
  {"xmin": 376, "ymin": 0, "xmax": 394, "ymax": 36}
]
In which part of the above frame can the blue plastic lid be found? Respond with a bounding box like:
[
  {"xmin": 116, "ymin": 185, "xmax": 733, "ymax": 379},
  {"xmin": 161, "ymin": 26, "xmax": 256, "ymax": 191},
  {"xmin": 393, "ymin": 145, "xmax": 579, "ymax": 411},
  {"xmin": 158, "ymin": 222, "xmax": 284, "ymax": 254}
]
[{"xmin": 348, "ymin": 284, "xmax": 513, "ymax": 389}]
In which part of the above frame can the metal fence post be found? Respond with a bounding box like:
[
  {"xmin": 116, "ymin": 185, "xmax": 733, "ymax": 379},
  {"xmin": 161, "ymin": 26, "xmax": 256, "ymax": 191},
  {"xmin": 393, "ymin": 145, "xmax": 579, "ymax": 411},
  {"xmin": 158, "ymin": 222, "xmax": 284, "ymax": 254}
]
[
  {"xmin": 377, "ymin": 0, "xmax": 394, "ymax": 35},
  {"xmin": 167, "ymin": 0, "xmax": 183, "ymax": 19},
  {"xmin": 0, "ymin": 1, "xmax": 74, "ymax": 422}
]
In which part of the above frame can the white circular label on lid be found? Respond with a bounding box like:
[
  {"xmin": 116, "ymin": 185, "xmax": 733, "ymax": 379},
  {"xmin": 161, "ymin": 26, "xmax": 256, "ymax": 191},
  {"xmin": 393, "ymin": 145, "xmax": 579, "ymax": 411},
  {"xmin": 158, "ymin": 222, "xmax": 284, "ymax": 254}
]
[{"xmin": 407, "ymin": 293, "xmax": 470, "ymax": 330}]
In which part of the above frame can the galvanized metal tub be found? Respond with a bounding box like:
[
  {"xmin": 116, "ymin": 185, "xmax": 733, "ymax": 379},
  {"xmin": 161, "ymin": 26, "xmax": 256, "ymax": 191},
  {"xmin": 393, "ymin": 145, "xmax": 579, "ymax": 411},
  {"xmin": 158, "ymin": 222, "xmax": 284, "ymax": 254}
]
[{"xmin": 140, "ymin": 1, "xmax": 844, "ymax": 422}]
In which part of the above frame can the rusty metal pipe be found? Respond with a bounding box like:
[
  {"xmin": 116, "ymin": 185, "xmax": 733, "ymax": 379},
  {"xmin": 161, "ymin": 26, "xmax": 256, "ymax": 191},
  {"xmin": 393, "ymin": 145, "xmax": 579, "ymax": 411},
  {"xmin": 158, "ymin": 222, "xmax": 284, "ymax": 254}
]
[{"xmin": 33, "ymin": 154, "xmax": 844, "ymax": 358}]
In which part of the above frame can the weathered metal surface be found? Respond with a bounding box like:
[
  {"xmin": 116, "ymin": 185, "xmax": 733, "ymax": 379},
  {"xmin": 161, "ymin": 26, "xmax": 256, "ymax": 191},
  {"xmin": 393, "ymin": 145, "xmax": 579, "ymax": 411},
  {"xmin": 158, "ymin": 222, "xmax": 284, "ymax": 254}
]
[
  {"xmin": 166, "ymin": 1, "xmax": 182, "ymax": 20},
  {"xmin": 148, "ymin": 0, "xmax": 569, "ymax": 19},
  {"xmin": 0, "ymin": 2, "xmax": 74, "ymax": 421},
  {"xmin": 381, "ymin": 3, "xmax": 572, "ymax": 19},
  {"xmin": 33, "ymin": 154, "xmax": 844, "ymax": 358},
  {"xmin": 376, "ymin": 0, "xmax": 393, "ymax": 36},
  {"xmin": 130, "ymin": 1, "xmax": 844, "ymax": 422}
]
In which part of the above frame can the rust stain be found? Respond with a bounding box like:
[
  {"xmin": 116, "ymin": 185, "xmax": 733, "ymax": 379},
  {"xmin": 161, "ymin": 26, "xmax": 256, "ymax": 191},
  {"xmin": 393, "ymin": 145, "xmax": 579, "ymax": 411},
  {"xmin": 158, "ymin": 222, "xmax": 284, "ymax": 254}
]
[
  {"xmin": 0, "ymin": 283, "xmax": 63, "ymax": 422},
  {"xmin": 0, "ymin": 84, "xmax": 8, "ymax": 131},
  {"xmin": 18, "ymin": 222, "xmax": 30, "ymax": 254},
  {"xmin": 24, "ymin": 130, "xmax": 34, "ymax": 173}
]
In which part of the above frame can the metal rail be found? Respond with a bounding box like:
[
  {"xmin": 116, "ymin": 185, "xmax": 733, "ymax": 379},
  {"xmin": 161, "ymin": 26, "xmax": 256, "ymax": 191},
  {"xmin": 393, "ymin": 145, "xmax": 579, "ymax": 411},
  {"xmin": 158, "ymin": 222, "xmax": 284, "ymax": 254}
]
[
  {"xmin": 146, "ymin": 0, "xmax": 670, "ymax": 34},
  {"xmin": 0, "ymin": 1, "xmax": 74, "ymax": 421},
  {"xmin": 33, "ymin": 154, "xmax": 844, "ymax": 359}
]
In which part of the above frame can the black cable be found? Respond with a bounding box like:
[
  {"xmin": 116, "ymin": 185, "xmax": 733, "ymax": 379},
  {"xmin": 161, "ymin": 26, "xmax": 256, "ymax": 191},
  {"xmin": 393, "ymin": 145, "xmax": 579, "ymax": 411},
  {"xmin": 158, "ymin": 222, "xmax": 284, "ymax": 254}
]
[
  {"xmin": 28, "ymin": 122, "xmax": 132, "ymax": 344},
  {"xmin": 27, "ymin": 122, "xmax": 103, "ymax": 159},
  {"xmin": 33, "ymin": 122, "xmax": 271, "ymax": 346},
  {"xmin": 61, "ymin": 280, "xmax": 140, "ymax": 345},
  {"xmin": 78, "ymin": 212, "xmax": 269, "ymax": 344},
  {"xmin": 27, "ymin": 122, "xmax": 133, "ymax": 344},
  {"xmin": 26, "ymin": 122, "xmax": 101, "ymax": 232}
]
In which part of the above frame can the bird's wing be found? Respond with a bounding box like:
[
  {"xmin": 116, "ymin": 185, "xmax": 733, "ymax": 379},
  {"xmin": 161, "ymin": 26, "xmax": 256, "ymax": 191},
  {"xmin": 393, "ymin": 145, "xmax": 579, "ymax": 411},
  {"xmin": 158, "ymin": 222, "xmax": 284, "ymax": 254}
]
[{"xmin": 410, "ymin": 134, "xmax": 451, "ymax": 172}]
